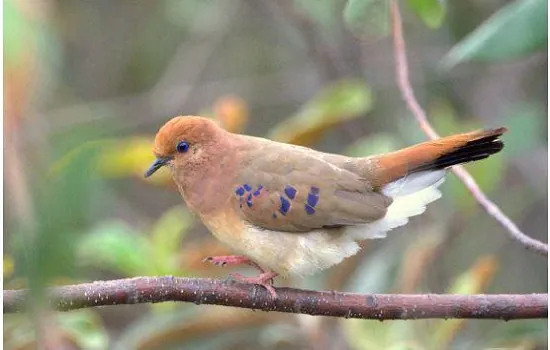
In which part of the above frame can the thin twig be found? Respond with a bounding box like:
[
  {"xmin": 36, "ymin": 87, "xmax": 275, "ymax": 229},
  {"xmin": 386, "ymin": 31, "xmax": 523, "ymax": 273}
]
[
  {"xmin": 389, "ymin": 0, "xmax": 548, "ymax": 256},
  {"xmin": 3, "ymin": 277, "xmax": 547, "ymax": 320}
]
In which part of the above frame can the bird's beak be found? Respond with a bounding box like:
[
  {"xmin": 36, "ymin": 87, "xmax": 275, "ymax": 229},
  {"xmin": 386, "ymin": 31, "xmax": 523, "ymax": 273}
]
[{"xmin": 144, "ymin": 156, "xmax": 172, "ymax": 178}]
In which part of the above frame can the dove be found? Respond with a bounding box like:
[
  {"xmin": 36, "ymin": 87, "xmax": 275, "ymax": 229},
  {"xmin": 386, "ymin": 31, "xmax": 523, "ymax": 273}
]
[{"xmin": 145, "ymin": 116, "xmax": 506, "ymax": 297}]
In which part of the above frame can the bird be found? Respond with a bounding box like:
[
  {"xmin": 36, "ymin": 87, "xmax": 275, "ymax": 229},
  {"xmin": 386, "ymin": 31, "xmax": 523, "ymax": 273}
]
[{"xmin": 145, "ymin": 115, "xmax": 506, "ymax": 297}]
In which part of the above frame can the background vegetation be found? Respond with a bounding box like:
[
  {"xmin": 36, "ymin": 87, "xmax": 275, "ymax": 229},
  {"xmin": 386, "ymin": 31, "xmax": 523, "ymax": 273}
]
[{"xmin": 4, "ymin": 0, "xmax": 547, "ymax": 349}]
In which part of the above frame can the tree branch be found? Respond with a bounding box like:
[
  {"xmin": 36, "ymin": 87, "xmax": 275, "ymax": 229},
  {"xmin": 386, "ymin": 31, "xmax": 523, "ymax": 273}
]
[
  {"xmin": 389, "ymin": 0, "xmax": 548, "ymax": 256},
  {"xmin": 3, "ymin": 277, "xmax": 547, "ymax": 320}
]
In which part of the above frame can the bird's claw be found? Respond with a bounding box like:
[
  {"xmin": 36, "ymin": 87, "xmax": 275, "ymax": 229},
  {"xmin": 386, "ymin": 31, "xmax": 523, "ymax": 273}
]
[
  {"xmin": 202, "ymin": 255, "xmax": 279, "ymax": 299},
  {"xmin": 202, "ymin": 255, "xmax": 253, "ymax": 268},
  {"xmin": 202, "ymin": 256, "xmax": 227, "ymax": 267},
  {"xmin": 229, "ymin": 272, "xmax": 279, "ymax": 299},
  {"xmin": 224, "ymin": 274, "xmax": 237, "ymax": 283}
]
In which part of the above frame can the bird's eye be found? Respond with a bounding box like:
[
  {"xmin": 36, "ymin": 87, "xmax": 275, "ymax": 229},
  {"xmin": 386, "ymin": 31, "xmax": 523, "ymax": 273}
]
[{"xmin": 176, "ymin": 141, "xmax": 190, "ymax": 153}]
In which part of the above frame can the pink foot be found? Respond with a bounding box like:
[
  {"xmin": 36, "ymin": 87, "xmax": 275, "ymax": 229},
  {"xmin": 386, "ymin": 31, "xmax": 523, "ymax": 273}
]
[
  {"xmin": 230, "ymin": 271, "xmax": 279, "ymax": 299},
  {"xmin": 202, "ymin": 255, "xmax": 279, "ymax": 298},
  {"xmin": 202, "ymin": 255, "xmax": 264, "ymax": 271}
]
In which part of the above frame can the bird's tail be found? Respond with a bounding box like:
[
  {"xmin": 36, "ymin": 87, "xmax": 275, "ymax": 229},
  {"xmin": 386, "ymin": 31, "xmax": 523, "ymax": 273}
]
[
  {"xmin": 344, "ymin": 127, "xmax": 507, "ymax": 242},
  {"xmin": 371, "ymin": 127, "xmax": 507, "ymax": 192}
]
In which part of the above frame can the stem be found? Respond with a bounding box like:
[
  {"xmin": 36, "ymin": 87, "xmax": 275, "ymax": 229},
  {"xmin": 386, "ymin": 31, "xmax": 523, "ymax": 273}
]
[
  {"xmin": 389, "ymin": 0, "xmax": 547, "ymax": 256},
  {"xmin": 4, "ymin": 277, "xmax": 547, "ymax": 320}
]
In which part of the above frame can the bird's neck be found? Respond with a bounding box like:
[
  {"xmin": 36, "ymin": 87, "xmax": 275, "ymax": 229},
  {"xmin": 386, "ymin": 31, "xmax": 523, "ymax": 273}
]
[{"xmin": 174, "ymin": 134, "xmax": 244, "ymax": 215}]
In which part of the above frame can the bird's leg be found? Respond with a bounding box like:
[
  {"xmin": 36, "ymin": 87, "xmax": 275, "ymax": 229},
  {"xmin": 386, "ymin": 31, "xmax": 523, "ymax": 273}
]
[
  {"xmin": 202, "ymin": 255, "xmax": 279, "ymax": 298},
  {"xmin": 229, "ymin": 271, "xmax": 279, "ymax": 299},
  {"xmin": 202, "ymin": 255, "xmax": 265, "ymax": 271}
]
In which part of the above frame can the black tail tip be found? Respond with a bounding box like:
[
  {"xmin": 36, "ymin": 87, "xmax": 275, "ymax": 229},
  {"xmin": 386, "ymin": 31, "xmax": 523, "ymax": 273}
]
[
  {"xmin": 484, "ymin": 127, "xmax": 508, "ymax": 137},
  {"xmin": 415, "ymin": 127, "xmax": 507, "ymax": 172}
]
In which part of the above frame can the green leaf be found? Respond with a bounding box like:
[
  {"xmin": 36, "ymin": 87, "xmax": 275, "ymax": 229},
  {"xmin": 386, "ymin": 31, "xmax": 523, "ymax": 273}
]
[
  {"xmin": 269, "ymin": 79, "xmax": 374, "ymax": 146},
  {"xmin": 4, "ymin": 310, "xmax": 108, "ymax": 349},
  {"xmin": 447, "ymin": 257, "xmax": 498, "ymax": 295},
  {"xmin": 345, "ymin": 133, "xmax": 398, "ymax": 157},
  {"xmin": 78, "ymin": 221, "xmax": 152, "ymax": 277},
  {"xmin": 150, "ymin": 206, "xmax": 194, "ymax": 275},
  {"xmin": 345, "ymin": 244, "xmax": 400, "ymax": 293},
  {"xmin": 407, "ymin": 0, "xmax": 446, "ymax": 29},
  {"xmin": 57, "ymin": 311, "xmax": 109, "ymax": 350},
  {"xmin": 4, "ymin": 0, "xmax": 34, "ymax": 65},
  {"xmin": 501, "ymin": 102, "xmax": 545, "ymax": 158},
  {"xmin": 343, "ymin": 0, "xmax": 390, "ymax": 38},
  {"xmin": 11, "ymin": 141, "xmax": 104, "ymax": 301},
  {"xmin": 342, "ymin": 317, "xmax": 424, "ymax": 350},
  {"xmin": 441, "ymin": 0, "xmax": 547, "ymax": 69},
  {"xmin": 484, "ymin": 320, "xmax": 548, "ymax": 348},
  {"xmin": 295, "ymin": 0, "xmax": 339, "ymax": 32},
  {"xmin": 429, "ymin": 256, "xmax": 499, "ymax": 349}
]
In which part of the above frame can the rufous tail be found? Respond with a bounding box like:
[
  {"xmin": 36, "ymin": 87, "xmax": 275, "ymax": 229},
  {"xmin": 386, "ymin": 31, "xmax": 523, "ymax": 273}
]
[{"xmin": 371, "ymin": 127, "xmax": 507, "ymax": 189}]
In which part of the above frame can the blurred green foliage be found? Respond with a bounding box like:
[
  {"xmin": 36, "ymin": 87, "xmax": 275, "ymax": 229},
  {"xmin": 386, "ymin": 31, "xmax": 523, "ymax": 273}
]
[
  {"xmin": 441, "ymin": 0, "xmax": 547, "ymax": 69},
  {"xmin": 502, "ymin": 103, "xmax": 546, "ymax": 159},
  {"xmin": 78, "ymin": 206, "xmax": 193, "ymax": 277},
  {"xmin": 269, "ymin": 79, "xmax": 373, "ymax": 145},
  {"xmin": 345, "ymin": 133, "xmax": 398, "ymax": 157},
  {"xmin": 4, "ymin": 0, "xmax": 546, "ymax": 348},
  {"xmin": 11, "ymin": 139, "xmax": 103, "ymax": 295},
  {"xmin": 4, "ymin": 0, "xmax": 33, "ymax": 64},
  {"xmin": 407, "ymin": 0, "xmax": 446, "ymax": 29},
  {"xmin": 344, "ymin": 255, "xmax": 546, "ymax": 350},
  {"xmin": 343, "ymin": 0, "xmax": 390, "ymax": 38},
  {"xmin": 4, "ymin": 310, "xmax": 109, "ymax": 349}
]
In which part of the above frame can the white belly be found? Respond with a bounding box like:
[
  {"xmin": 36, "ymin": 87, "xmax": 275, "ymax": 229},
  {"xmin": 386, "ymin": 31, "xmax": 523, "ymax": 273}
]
[{"xmin": 235, "ymin": 226, "xmax": 361, "ymax": 277}]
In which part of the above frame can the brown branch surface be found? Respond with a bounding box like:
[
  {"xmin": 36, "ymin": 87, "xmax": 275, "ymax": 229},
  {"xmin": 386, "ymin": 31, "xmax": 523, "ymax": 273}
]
[
  {"xmin": 3, "ymin": 277, "xmax": 547, "ymax": 320},
  {"xmin": 389, "ymin": 0, "xmax": 548, "ymax": 256}
]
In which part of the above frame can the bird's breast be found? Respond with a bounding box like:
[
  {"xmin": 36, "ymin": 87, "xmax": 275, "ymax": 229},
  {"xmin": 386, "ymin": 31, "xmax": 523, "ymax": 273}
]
[{"xmin": 173, "ymin": 156, "xmax": 239, "ymax": 215}]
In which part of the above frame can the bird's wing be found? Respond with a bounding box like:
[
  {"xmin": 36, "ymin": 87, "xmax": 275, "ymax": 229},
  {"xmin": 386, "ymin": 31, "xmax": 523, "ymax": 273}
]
[{"xmin": 231, "ymin": 140, "xmax": 391, "ymax": 232}]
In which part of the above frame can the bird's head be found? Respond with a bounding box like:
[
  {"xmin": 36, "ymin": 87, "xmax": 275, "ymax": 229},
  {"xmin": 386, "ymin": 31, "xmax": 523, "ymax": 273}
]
[{"xmin": 144, "ymin": 116, "xmax": 226, "ymax": 178}]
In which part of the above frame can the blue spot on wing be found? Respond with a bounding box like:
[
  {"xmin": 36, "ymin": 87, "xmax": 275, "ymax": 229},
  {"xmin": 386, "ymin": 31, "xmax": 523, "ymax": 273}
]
[
  {"xmin": 253, "ymin": 185, "xmax": 263, "ymax": 196},
  {"xmin": 307, "ymin": 193, "xmax": 319, "ymax": 207},
  {"xmin": 243, "ymin": 184, "xmax": 252, "ymax": 191},
  {"xmin": 235, "ymin": 187, "xmax": 245, "ymax": 196},
  {"xmin": 247, "ymin": 201, "xmax": 253, "ymax": 208},
  {"xmin": 279, "ymin": 196, "xmax": 290, "ymax": 215},
  {"xmin": 284, "ymin": 185, "xmax": 297, "ymax": 200},
  {"xmin": 305, "ymin": 204, "xmax": 315, "ymax": 215}
]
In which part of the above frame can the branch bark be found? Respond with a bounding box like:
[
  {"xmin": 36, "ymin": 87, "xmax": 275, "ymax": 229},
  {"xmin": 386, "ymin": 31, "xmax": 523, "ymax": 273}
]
[
  {"xmin": 3, "ymin": 277, "xmax": 547, "ymax": 320},
  {"xmin": 389, "ymin": 0, "xmax": 548, "ymax": 256}
]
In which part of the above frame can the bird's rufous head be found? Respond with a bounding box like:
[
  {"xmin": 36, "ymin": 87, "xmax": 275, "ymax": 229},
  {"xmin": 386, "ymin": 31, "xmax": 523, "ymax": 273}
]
[{"xmin": 144, "ymin": 116, "xmax": 225, "ymax": 178}]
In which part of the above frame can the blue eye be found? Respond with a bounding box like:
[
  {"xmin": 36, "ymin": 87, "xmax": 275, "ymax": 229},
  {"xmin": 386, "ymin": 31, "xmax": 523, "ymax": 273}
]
[{"xmin": 176, "ymin": 141, "xmax": 190, "ymax": 153}]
